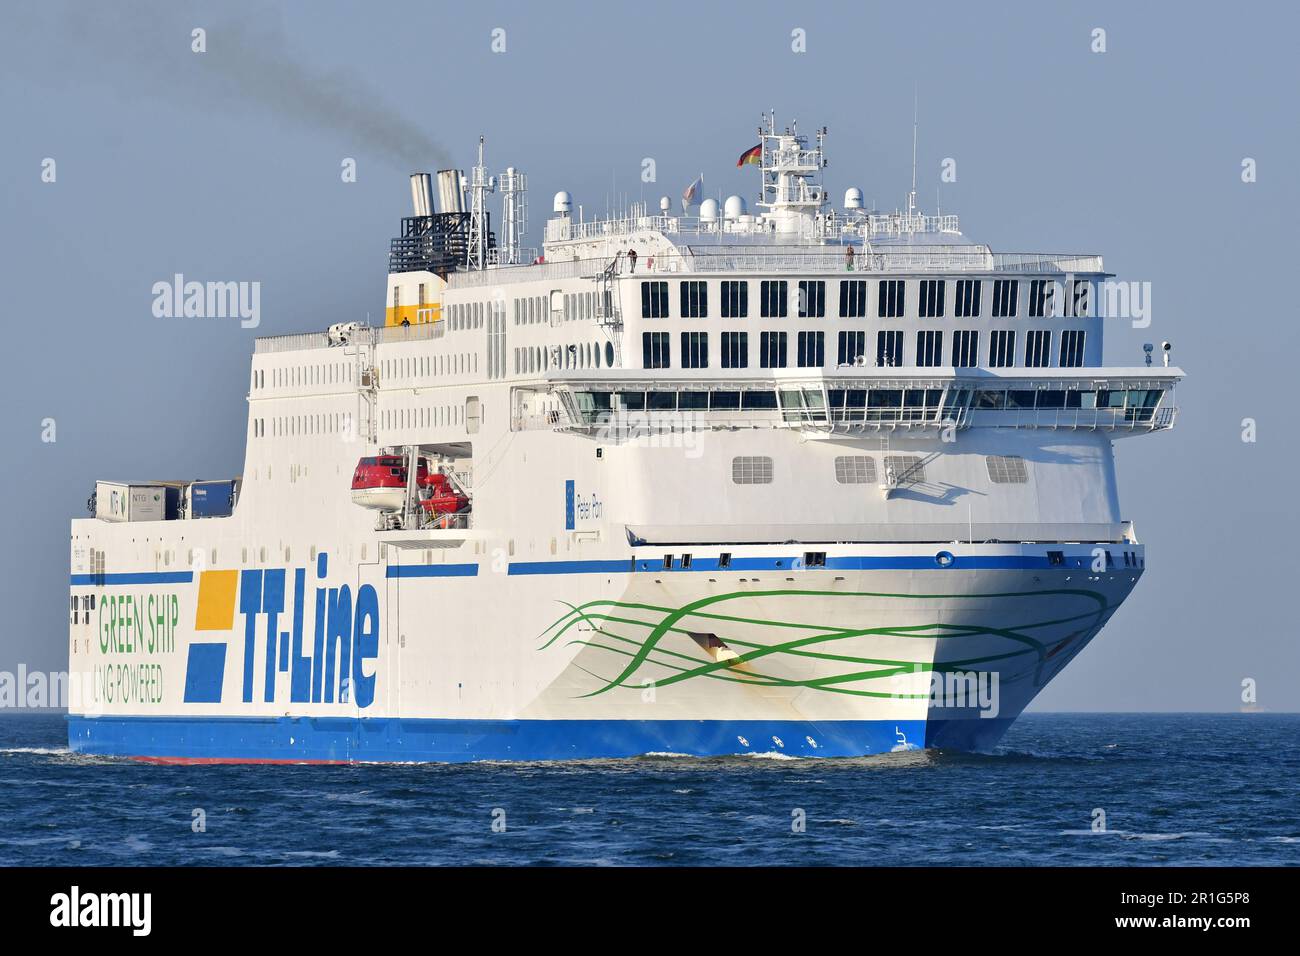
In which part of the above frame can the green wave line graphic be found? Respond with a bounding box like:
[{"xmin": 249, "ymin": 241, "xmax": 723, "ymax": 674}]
[{"xmin": 537, "ymin": 588, "xmax": 1110, "ymax": 698}]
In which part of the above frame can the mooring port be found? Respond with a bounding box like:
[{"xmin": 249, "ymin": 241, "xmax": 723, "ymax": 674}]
[{"xmin": 688, "ymin": 632, "xmax": 740, "ymax": 666}]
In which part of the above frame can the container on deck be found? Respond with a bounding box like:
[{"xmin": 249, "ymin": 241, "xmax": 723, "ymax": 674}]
[
  {"xmin": 187, "ymin": 479, "xmax": 238, "ymax": 518},
  {"xmin": 95, "ymin": 481, "xmax": 166, "ymax": 523}
]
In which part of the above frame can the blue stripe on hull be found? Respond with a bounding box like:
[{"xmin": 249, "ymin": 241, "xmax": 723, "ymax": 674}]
[{"xmin": 66, "ymin": 715, "xmax": 934, "ymax": 762}]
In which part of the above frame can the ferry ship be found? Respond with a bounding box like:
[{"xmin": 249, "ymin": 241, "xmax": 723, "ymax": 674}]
[{"xmin": 67, "ymin": 116, "xmax": 1182, "ymax": 762}]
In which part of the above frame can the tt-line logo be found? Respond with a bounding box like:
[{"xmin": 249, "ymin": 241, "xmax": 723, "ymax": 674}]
[
  {"xmin": 183, "ymin": 553, "xmax": 381, "ymax": 708},
  {"xmin": 50, "ymin": 886, "xmax": 151, "ymax": 936}
]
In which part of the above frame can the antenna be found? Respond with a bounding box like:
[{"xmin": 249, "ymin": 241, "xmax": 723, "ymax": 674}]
[
  {"xmin": 908, "ymin": 88, "xmax": 918, "ymax": 219},
  {"xmin": 467, "ymin": 135, "xmax": 495, "ymax": 270}
]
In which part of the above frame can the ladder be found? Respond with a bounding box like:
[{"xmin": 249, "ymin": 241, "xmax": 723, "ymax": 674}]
[
  {"xmin": 595, "ymin": 253, "xmax": 624, "ymax": 367},
  {"xmin": 354, "ymin": 327, "xmax": 378, "ymax": 445}
]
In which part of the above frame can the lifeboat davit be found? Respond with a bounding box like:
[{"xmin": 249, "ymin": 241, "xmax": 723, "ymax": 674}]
[
  {"xmin": 418, "ymin": 473, "xmax": 470, "ymax": 515},
  {"xmin": 351, "ymin": 455, "xmax": 429, "ymax": 511}
]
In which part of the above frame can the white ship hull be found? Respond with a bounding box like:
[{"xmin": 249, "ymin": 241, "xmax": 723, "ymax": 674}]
[{"xmin": 67, "ymin": 459, "xmax": 1144, "ymax": 762}]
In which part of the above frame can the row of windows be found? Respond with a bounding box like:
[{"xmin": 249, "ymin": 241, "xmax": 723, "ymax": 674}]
[
  {"xmin": 446, "ymin": 301, "xmax": 486, "ymax": 331},
  {"xmin": 513, "ymin": 341, "xmax": 616, "ymax": 375},
  {"xmin": 507, "ymin": 291, "xmax": 607, "ymax": 326},
  {"xmin": 252, "ymin": 413, "xmax": 353, "ymax": 439},
  {"xmin": 252, "ymin": 363, "xmax": 353, "ymax": 391},
  {"xmin": 449, "ymin": 295, "xmax": 556, "ymax": 333},
  {"xmin": 381, "ymin": 353, "xmax": 478, "ymax": 380},
  {"xmin": 640, "ymin": 278, "xmax": 1091, "ymax": 320},
  {"xmin": 728, "ymin": 454, "xmax": 1027, "ymax": 487},
  {"xmin": 250, "ymin": 400, "xmax": 472, "ymax": 439},
  {"xmin": 643, "ymin": 329, "xmax": 1087, "ymax": 369},
  {"xmin": 381, "ymin": 404, "xmax": 465, "ymax": 430}
]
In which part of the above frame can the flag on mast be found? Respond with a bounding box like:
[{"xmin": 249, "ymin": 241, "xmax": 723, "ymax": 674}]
[
  {"xmin": 736, "ymin": 144, "xmax": 762, "ymax": 167},
  {"xmin": 682, "ymin": 173, "xmax": 703, "ymax": 206}
]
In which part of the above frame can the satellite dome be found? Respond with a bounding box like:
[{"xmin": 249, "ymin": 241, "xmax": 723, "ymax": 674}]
[
  {"xmin": 699, "ymin": 198, "xmax": 720, "ymax": 222},
  {"xmin": 844, "ymin": 187, "xmax": 864, "ymax": 210},
  {"xmin": 659, "ymin": 196, "xmax": 672, "ymax": 213},
  {"xmin": 723, "ymin": 195, "xmax": 747, "ymax": 220},
  {"xmin": 553, "ymin": 190, "xmax": 573, "ymax": 215}
]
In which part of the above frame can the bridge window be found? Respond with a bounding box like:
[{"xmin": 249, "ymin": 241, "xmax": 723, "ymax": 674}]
[
  {"xmin": 1059, "ymin": 329, "xmax": 1086, "ymax": 367},
  {"xmin": 1066, "ymin": 279, "xmax": 1090, "ymax": 317},
  {"xmin": 680, "ymin": 281, "xmax": 708, "ymax": 318},
  {"xmin": 721, "ymin": 280, "xmax": 748, "ymax": 318},
  {"xmin": 992, "ymin": 279, "xmax": 1019, "ymax": 317},
  {"xmin": 916, "ymin": 330, "xmax": 944, "ymax": 367},
  {"xmin": 760, "ymin": 280, "xmax": 788, "ymax": 317},
  {"xmin": 1025, "ymin": 329, "xmax": 1052, "ymax": 367},
  {"xmin": 797, "ymin": 331, "xmax": 825, "ymax": 367},
  {"xmin": 837, "ymin": 330, "xmax": 866, "ymax": 366},
  {"xmin": 641, "ymin": 281, "xmax": 669, "ymax": 318},
  {"xmin": 760, "ymin": 331, "xmax": 788, "ymax": 368},
  {"xmin": 1028, "ymin": 279, "xmax": 1056, "ymax": 318},
  {"xmin": 876, "ymin": 330, "xmax": 903, "ymax": 367},
  {"xmin": 834, "ymin": 456, "xmax": 877, "ymax": 484},
  {"xmin": 989, "ymin": 329, "xmax": 1016, "ymax": 367},
  {"xmin": 839, "ymin": 279, "xmax": 867, "ymax": 318},
  {"xmin": 721, "ymin": 331, "xmax": 748, "ymax": 368},
  {"xmin": 732, "ymin": 456, "xmax": 774, "ymax": 485},
  {"xmin": 986, "ymin": 455, "xmax": 1029, "ymax": 484},
  {"xmin": 918, "ymin": 279, "xmax": 945, "ymax": 318},
  {"xmin": 952, "ymin": 330, "xmax": 980, "ymax": 367},
  {"xmin": 798, "ymin": 280, "xmax": 826, "ymax": 317},
  {"xmin": 642, "ymin": 331, "xmax": 670, "ymax": 368},
  {"xmin": 877, "ymin": 280, "xmax": 906, "ymax": 318},
  {"xmin": 955, "ymin": 279, "xmax": 982, "ymax": 317},
  {"xmin": 680, "ymin": 331, "xmax": 709, "ymax": 368}
]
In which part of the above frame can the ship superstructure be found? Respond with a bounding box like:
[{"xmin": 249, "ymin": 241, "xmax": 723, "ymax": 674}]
[{"xmin": 67, "ymin": 115, "xmax": 1182, "ymax": 761}]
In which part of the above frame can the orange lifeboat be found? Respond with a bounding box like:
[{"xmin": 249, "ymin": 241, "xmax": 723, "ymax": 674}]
[{"xmin": 418, "ymin": 473, "xmax": 470, "ymax": 520}]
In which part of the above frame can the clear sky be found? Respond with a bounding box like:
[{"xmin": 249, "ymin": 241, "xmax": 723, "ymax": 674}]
[{"xmin": 1, "ymin": 0, "xmax": 1295, "ymax": 711}]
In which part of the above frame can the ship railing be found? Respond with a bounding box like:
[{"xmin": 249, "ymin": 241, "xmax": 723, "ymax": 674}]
[
  {"xmin": 439, "ymin": 249, "xmax": 1105, "ymax": 287},
  {"xmin": 444, "ymin": 256, "xmax": 606, "ymax": 290},
  {"xmin": 253, "ymin": 330, "xmax": 333, "ymax": 354},
  {"xmin": 531, "ymin": 401, "xmax": 1172, "ymax": 435},
  {"xmin": 673, "ymin": 250, "xmax": 1104, "ymax": 275},
  {"xmin": 376, "ymin": 506, "xmax": 472, "ymax": 533},
  {"xmin": 965, "ymin": 404, "xmax": 1177, "ymax": 431},
  {"xmin": 375, "ymin": 322, "xmax": 443, "ymax": 344},
  {"xmin": 546, "ymin": 410, "xmax": 962, "ymax": 436}
]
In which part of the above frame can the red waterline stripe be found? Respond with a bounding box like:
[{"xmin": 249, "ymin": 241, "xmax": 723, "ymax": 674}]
[{"xmin": 130, "ymin": 755, "xmax": 350, "ymax": 766}]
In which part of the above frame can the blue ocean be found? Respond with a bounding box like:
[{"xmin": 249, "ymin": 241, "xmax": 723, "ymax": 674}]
[{"xmin": 0, "ymin": 713, "xmax": 1295, "ymax": 866}]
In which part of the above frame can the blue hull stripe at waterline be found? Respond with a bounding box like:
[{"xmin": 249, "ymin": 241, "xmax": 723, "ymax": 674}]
[
  {"xmin": 66, "ymin": 715, "xmax": 942, "ymax": 762},
  {"xmin": 68, "ymin": 553, "xmax": 1127, "ymax": 588},
  {"xmin": 506, "ymin": 553, "xmax": 1116, "ymax": 575}
]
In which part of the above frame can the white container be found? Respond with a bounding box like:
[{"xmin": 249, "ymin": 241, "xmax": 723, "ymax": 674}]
[{"xmin": 95, "ymin": 481, "xmax": 165, "ymax": 523}]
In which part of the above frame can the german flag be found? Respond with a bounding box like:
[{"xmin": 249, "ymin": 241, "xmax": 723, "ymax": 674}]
[{"xmin": 736, "ymin": 144, "xmax": 762, "ymax": 167}]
